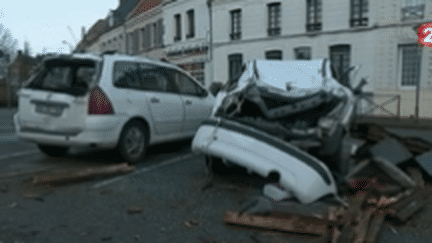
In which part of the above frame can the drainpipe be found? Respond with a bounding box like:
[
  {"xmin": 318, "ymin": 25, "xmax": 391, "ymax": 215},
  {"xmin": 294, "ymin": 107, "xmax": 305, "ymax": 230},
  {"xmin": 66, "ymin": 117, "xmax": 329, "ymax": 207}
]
[
  {"xmin": 206, "ymin": 0, "xmax": 214, "ymax": 87},
  {"xmin": 413, "ymin": 23, "xmax": 423, "ymax": 121}
]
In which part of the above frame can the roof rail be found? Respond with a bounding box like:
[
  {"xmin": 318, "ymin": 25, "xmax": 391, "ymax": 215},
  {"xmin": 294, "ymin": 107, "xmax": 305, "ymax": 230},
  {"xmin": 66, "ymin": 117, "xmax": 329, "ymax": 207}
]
[{"xmin": 101, "ymin": 50, "xmax": 117, "ymax": 56}]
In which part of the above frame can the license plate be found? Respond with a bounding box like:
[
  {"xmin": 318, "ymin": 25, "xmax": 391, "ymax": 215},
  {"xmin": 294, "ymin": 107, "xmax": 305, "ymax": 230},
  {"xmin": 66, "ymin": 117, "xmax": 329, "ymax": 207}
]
[{"xmin": 35, "ymin": 104, "xmax": 63, "ymax": 116}]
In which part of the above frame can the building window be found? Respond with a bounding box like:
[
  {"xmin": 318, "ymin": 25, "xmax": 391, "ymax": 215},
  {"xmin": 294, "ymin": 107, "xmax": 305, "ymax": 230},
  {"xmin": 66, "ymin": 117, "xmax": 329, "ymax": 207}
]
[
  {"xmin": 294, "ymin": 47, "xmax": 311, "ymax": 60},
  {"xmin": 174, "ymin": 14, "xmax": 181, "ymax": 42},
  {"xmin": 265, "ymin": 50, "xmax": 282, "ymax": 60},
  {"xmin": 267, "ymin": 2, "xmax": 281, "ymax": 36},
  {"xmin": 142, "ymin": 25, "xmax": 151, "ymax": 51},
  {"xmin": 330, "ymin": 45, "xmax": 351, "ymax": 87},
  {"xmin": 228, "ymin": 53, "xmax": 243, "ymax": 82},
  {"xmin": 186, "ymin": 9, "xmax": 195, "ymax": 39},
  {"xmin": 178, "ymin": 62, "xmax": 205, "ymax": 85},
  {"xmin": 401, "ymin": 0, "xmax": 425, "ymax": 21},
  {"xmin": 350, "ymin": 0, "xmax": 368, "ymax": 27},
  {"xmin": 230, "ymin": 9, "xmax": 242, "ymax": 40},
  {"xmin": 399, "ymin": 44, "xmax": 422, "ymax": 87},
  {"xmin": 306, "ymin": 0, "xmax": 322, "ymax": 31}
]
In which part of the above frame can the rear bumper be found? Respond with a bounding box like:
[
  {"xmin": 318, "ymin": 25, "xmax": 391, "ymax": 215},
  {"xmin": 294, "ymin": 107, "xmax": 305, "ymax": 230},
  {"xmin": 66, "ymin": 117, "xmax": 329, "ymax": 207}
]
[
  {"xmin": 14, "ymin": 114, "xmax": 128, "ymax": 149},
  {"xmin": 191, "ymin": 118, "xmax": 337, "ymax": 204}
]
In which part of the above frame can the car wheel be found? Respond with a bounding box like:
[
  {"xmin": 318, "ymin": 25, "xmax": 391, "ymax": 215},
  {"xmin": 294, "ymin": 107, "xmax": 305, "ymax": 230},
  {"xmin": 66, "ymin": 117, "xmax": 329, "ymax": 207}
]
[
  {"xmin": 205, "ymin": 156, "xmax": 229, "ymax": 175},
  {"xmin": 117, "ymin": 121, "xmax": 147, "ymax": 164},
  {"xmin": 38, "ymin": 145, "xmax": 69, "ymax": 157}
]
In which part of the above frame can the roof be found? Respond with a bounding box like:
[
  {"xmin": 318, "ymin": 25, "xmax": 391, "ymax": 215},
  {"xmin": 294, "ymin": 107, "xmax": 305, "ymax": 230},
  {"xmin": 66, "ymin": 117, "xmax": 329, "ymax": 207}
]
[
  {"xmin": 113, "ymin": 0, "xmax": 141, "ymax": 23},
  {"xmin": 127, "ymin": 0, "xmax": 161, "ymax": 19}
]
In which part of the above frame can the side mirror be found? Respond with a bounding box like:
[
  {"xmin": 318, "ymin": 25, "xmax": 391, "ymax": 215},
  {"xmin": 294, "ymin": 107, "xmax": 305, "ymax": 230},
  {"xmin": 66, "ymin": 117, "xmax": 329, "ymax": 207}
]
[{"xmin": 200, "ymin": 89, "xmax": 208, "ymax": 97}]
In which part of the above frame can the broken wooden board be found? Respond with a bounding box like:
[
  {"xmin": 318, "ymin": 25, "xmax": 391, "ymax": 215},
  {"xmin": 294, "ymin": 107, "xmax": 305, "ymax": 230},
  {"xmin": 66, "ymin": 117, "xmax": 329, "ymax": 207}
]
[
  {"xmin": 365, "ymin": 211, "xmax": 385, "ymax": 243},
  {"xmin": 33, "ymin": 163, "xmax": 135, "ymax": 185},
  {"xmin": 353, "ymin": 207, "xmax": 375, "ymax": 243},
  {"xmin": 223, "ymin": 211, "xmax": 328, "ymax": 236},
  {"xmin": 340, "ymin": 192, "xmax": 368, "ymax": 228},
  {"xmin": 387, "ymin": 188, "xmax": 431, "ymax": 223}
]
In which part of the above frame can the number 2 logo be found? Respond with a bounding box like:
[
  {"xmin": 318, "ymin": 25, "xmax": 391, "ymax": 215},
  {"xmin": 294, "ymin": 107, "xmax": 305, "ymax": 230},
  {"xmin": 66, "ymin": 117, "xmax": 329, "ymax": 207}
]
[{"xmin": 418, "ymin": 22, "xmax": 432, "ymax": 48}]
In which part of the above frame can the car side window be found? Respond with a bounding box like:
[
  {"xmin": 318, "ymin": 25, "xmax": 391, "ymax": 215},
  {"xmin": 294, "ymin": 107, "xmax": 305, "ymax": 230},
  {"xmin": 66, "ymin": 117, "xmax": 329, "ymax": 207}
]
[
  {"xmin": 138, "ymin": 63, "xmax": 177, "ymax": 93},
  {"xmin": 113, "ymin": 61, "xmax": 141, "ymax": 89},
  {"xmin": 175, "ymin": 72, "xmax": 201, "ymax": 96}
]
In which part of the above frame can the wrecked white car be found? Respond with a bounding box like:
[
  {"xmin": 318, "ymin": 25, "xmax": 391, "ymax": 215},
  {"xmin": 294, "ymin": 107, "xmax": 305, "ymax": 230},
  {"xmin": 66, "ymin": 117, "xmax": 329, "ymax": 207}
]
[{"xmin": 192, "ymin": 59, "xmax": 363, "ymax": 204}]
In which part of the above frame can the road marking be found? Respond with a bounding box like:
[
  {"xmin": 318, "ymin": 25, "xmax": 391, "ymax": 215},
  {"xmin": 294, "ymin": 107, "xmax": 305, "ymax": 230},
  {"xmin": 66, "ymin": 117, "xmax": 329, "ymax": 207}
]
[
  {"xmin": 0, "ymin": 149, "xmax": 40, "ymax": 161},
  {"xmin": 92, "ymin": 153, "xmax": 198, "ymax": 189}
]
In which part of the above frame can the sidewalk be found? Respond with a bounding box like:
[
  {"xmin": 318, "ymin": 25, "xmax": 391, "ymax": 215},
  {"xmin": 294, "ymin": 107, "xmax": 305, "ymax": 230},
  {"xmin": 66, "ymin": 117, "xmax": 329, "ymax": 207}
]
[{"xmin": 0, "ymin": 107, "xmax": 17, "ymax": 127}]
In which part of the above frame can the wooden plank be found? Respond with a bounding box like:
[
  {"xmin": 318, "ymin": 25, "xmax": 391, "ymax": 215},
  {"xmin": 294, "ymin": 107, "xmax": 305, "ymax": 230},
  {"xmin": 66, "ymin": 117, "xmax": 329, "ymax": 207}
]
[
  {"xmin": 340, "ymin": 192, "xmax": 368, "ymax": 228},
  {"xmin": 33, "ymin": 163, "xmax": 135, "ymax": 185},
  {"xmin": 387, "ymin": 189, "xmax": 423, "ymax": 215},
  {"xmin": 365, "ymin": 211, "xmax": 385, "ymax": 243},
  {"xmin": 223, "ymin": 211, "xmax": 328, "ymax": 236},
  {"xmin": 394, "ymin": 198, "xmax": 426, "ymax": 223},
  {"xmin": 353, "ymin": 208, "xmax": 375, "ymax": 243},
  {"xmin": 336, "ymin": 227, "xmax": 355, "ymax": 243}
]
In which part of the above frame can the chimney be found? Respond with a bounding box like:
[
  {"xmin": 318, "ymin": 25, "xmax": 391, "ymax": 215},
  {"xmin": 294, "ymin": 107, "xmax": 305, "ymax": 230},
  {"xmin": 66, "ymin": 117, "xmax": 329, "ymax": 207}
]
[{"xmin": 81, "ymin": 26, "xmax": 86, "ymax": 40}]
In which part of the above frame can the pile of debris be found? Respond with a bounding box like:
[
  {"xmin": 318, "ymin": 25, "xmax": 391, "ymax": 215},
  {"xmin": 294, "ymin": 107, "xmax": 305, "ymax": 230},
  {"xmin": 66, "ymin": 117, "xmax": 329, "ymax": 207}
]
[{"xmin": 223, "ymin": 122, "xmax": 432, "ymax": 243}]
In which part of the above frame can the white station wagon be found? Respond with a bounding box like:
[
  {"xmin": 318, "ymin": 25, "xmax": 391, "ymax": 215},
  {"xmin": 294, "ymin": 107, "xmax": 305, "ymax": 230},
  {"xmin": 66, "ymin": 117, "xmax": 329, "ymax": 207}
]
[{"xmin": 14, "ymin": 53, "xmax": 215, "ymax": 163}]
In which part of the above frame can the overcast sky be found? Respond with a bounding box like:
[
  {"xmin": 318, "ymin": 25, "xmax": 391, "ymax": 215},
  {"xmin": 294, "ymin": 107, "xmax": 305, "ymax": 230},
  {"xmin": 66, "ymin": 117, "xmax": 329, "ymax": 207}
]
[{"xmin": 0, "ymin": 1, "xmax": 119, "ymax": 56}]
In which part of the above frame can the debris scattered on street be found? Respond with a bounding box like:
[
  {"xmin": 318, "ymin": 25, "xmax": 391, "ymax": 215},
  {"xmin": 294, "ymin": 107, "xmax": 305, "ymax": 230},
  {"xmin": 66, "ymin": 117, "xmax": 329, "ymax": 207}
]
[
  {"xmin": 0, "ymin": 183, "xmax": 8, "ymax": 193},
  {"xmin": 23, "ymin": 193, "xmax": 44, "ymax": 202},
  {"xmin": 184, "ymin": 220, "xmax": 200, "ymax": 227},
  {"xmin": 9, "ymin": 202, "xmax": 18, "ymax": 208},
  {"xmin": 32, "ymin": 163, "xmax": 135, "ymax": 185},
  {"xmin": 126, "ymin": 206, "xmax": 143, "ymax": 214},
  {"xmin": 224, "ymin": 211, "xmax": 328, "ymax": 236},
  {"xmin": 221, "ymin": 121, "xmax": 432, "ymax": 242}
]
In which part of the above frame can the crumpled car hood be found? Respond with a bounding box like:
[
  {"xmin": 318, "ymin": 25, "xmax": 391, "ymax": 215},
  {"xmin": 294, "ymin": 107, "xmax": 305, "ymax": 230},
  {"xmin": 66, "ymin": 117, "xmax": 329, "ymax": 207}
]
[
  {"xmin": 194, "ymin": 58, "xmax": 358, "ymax": 204},
  {"xmin": 212, "ymin": 59, "xmax": 354, "ymax": 119}
]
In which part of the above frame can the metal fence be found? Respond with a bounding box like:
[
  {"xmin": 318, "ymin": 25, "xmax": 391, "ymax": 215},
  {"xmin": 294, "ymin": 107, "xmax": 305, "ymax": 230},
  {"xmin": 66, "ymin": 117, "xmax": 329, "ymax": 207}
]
[{"xmin": 355, "ymin": 92, "xmax": 401, "ymax": 119}]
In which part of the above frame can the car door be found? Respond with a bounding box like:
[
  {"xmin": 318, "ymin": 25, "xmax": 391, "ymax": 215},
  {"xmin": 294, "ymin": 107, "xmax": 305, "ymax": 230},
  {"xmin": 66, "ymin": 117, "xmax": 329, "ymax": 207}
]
[
  {"xmin": 138, "ymin": 63, "xmax": 184, "ymax": 135},
  {"xmin": 174, "ymin": 71, "xmax": 213, "ymax": 132}
]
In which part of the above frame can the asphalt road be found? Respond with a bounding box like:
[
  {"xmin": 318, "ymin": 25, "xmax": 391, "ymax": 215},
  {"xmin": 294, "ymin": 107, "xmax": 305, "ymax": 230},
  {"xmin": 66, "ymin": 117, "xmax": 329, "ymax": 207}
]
[{"xmin": 0, "ymin": 108, "xmax": 431, "ymax": 242}]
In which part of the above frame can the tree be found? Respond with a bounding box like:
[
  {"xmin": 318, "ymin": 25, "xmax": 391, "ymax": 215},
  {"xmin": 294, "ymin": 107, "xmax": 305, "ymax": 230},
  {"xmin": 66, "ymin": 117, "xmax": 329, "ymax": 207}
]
[{"xmin": 0, "ymin": 24, "xmax": 18, "ymax": 62}]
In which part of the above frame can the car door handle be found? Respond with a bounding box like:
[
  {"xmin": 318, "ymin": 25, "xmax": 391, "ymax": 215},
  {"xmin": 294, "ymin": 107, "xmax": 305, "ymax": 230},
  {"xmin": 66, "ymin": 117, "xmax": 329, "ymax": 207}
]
[
  {"xmin": 185, "ymin": 100, "xmax": 192, "ymax": 105},
  {"xmin": 150, "ymin": 97, "xmax": 160, "ymax": 103}
]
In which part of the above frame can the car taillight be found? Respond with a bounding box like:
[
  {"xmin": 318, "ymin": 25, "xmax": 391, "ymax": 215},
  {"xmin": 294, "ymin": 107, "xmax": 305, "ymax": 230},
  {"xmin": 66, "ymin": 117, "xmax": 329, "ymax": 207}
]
[{"xmin": 88, "ymin": 87, "xmax": 115, "ymax": 115}]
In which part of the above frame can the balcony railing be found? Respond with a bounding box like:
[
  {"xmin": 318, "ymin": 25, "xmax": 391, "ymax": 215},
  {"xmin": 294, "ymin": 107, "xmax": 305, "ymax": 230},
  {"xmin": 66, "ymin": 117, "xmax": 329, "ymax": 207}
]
[
  {"xmin": 306, "ymin": 23, "xmax": 322, "ymax": 32},
  {"xmin": 230, "ymin": 32, "xmax": 241, "ymax": 40},
  {"xmin": 267, "ymin": 27, "xmax": 281, "ymax": 36}
]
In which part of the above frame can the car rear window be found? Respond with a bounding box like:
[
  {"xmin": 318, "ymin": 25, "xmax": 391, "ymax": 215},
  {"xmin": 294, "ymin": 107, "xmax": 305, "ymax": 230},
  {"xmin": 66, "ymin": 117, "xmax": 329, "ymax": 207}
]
[{"xmin": 27, "ymin": 58, "xmax": 99, "ymax": 96}]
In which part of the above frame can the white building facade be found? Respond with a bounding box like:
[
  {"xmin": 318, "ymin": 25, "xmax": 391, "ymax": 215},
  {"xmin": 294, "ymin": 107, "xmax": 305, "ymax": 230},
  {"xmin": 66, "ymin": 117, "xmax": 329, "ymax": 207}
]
[
  {"xmin": 162, "ymin": 0, "xmax": 211, "ymax": 86},
  {"xmin": 212, "ymin": 0, "xmax": 432, "ymax": 118}
]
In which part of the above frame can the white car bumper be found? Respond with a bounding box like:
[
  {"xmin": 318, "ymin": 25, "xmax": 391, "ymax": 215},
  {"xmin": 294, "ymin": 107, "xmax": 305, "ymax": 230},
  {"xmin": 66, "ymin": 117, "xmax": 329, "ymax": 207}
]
[
  {"xmin": 14, "ymin": 114, "xmax": 128, "ymax": 149},
  {"xmin": 192, "ymin": 118, "xmax": 337, "ymax": 204}
]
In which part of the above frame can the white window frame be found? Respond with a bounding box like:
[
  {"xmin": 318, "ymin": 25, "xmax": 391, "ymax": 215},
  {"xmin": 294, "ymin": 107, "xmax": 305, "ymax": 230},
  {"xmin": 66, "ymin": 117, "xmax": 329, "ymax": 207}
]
[{"xmin": 397, "ymin": 44, "xmax": 422, "ymax": 90}]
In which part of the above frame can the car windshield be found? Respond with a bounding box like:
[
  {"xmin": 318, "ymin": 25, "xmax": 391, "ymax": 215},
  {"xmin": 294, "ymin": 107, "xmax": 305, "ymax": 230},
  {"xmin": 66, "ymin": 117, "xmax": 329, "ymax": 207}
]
[{"xmin": 27, "ymin": 58, "xmax": 99, "ymax": 95}]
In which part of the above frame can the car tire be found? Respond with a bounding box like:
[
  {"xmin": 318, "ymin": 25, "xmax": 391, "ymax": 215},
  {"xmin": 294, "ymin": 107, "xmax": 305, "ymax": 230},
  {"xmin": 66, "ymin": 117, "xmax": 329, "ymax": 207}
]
[
  {"xmin": 38, "ymin": 145, "xmax": 69, "ymax": 157},
  {"xmin": 117, "ymin": 121, "xmax": 148, "ymax": 164},
  {"xmin": 205, "ymin": 156, "xmax": 229, "ymax": 175}
]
